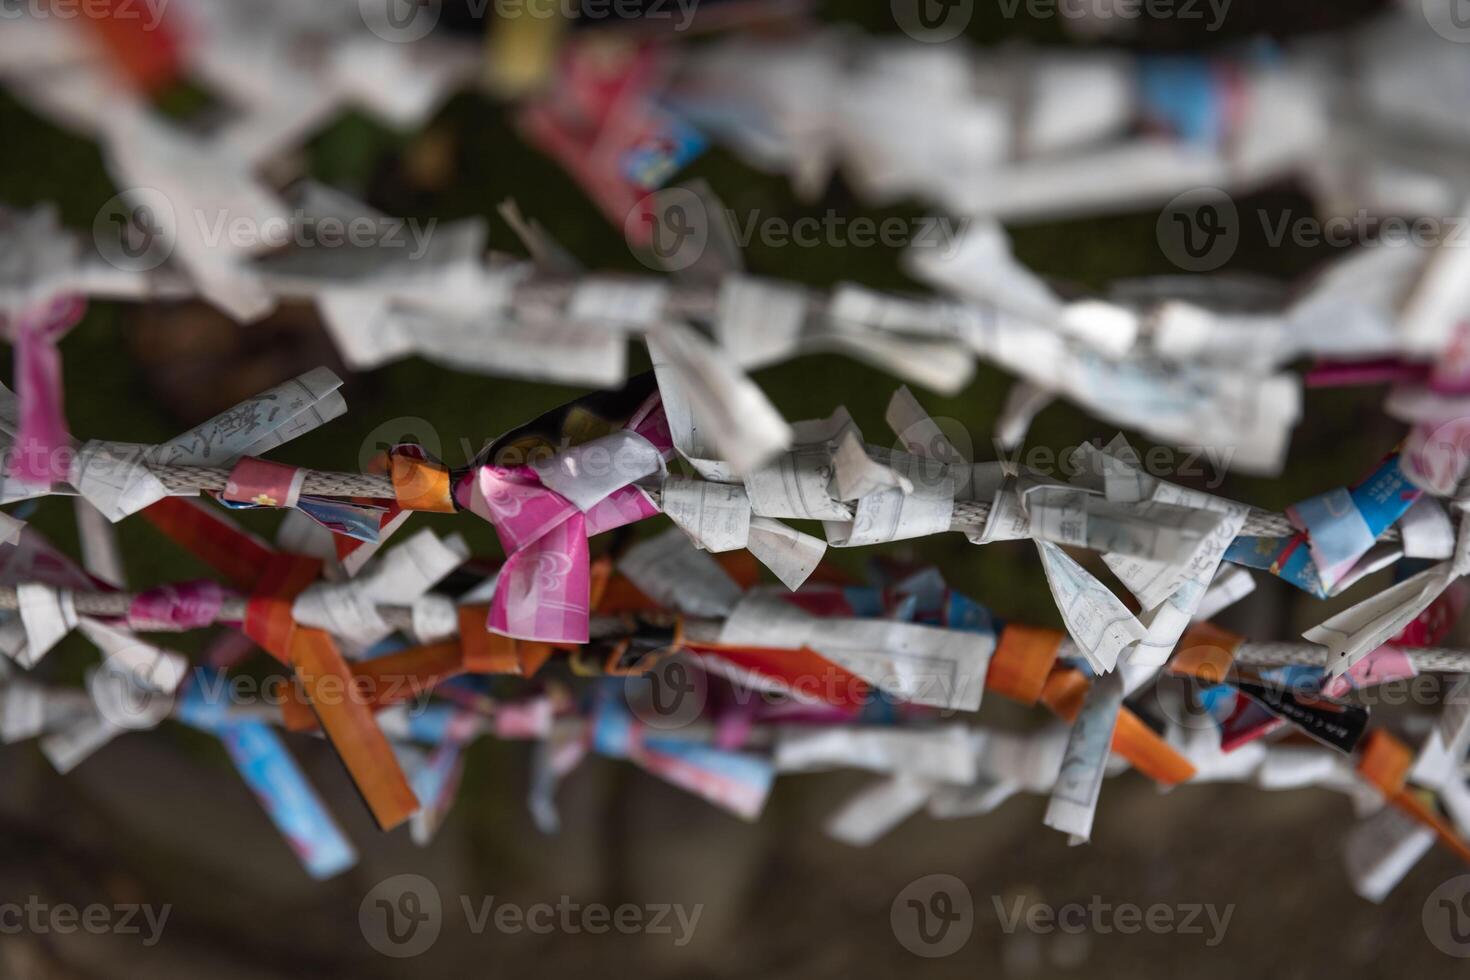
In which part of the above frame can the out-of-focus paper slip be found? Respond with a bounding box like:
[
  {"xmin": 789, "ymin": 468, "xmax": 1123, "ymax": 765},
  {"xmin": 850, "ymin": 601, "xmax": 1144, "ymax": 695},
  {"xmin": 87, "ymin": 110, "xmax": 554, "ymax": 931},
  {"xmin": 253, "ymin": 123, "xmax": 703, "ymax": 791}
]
[
  {"xmin": 647, "ymin": 321, "xmax": 791, "ymax": 479},
  {"xmin": 1044, "ymin": 670, "xmax": 1125, "ymax": 844},
  {"xmin": 775, "ymin": 725, "xmax": 977, "ymax": 783},
  {"xmin": 1344, "ymin": 806, "xmax": 1435, "ymax": 903},
  {"xmin": 715, "ymin": 276, "xmax": 809, "ymax": 369},
  {"xmin": 825, "ymin": 775, "xmax": 937, "ymax": 847},
  {"xmin": 925, "ymin": 726, "xmax": 1073, "ymax": 819},
  {"xmin": 720, "ymin": 592, "xmax": 988, "ymax": 711},
  {"xmin": 618, "ymin": 528, "xmax": 743, "ymax": 617},
  {"xmin": 101, "ymin": 107, "xmax": 281, "ymax": 322},
  {"xmin": 395, "ymin": 309, "xmax": 627, "ymax": 387}
]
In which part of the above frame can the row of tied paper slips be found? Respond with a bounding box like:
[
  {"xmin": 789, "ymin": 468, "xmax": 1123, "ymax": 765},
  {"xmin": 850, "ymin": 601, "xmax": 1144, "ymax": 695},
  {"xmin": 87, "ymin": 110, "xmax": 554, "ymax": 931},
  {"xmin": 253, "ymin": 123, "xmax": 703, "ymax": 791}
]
[{"xmin": 0, "ymin": 0, "xmax": 1467, "ymax": 899}]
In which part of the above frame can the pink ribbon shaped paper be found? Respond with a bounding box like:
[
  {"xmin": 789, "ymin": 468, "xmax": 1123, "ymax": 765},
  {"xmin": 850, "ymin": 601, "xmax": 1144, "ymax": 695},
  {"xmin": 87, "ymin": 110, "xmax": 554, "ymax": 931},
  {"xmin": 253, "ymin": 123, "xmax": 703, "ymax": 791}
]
[
  {"xmin": 5, "ymin": 294, "xmax": 86, "ymax": 484},
  {"xmin": 459, "ymin": 397, "xmax": 672, "ymax": 643},
  {"xmin": 127, "ymin": 580, "xmax": 231, "ymax": 631}
]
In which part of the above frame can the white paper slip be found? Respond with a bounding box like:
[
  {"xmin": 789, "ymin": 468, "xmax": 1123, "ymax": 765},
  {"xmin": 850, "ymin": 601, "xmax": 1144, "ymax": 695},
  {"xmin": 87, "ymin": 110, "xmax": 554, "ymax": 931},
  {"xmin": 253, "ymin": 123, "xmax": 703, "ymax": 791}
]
[
  {"xmin": 1036, "ymin": 541, "xmax": 1145, "ymax": 673},
  {"xmin": 410, "ymin": 311, "xmax": 628, "ymax": 388},
  {"xmin": 825, "ymin": 483, "xmax": 954, "ymax": 547},
  {"xmin": 1255, "ymin": 745, "xmax": 1346, "ymax": 790},
  {"xmin": 719, "ymin": 592, "xmax": 990, "ymax": 711},
  {"xmin": 40, "ymin": 713, "xmax": 120, "ymax": 775},
  {"xmin": 76, "ymin": 619, "xmax": 188, "ymax": 694},
  {"xmin": 1343, "ymin": 806, "xmax": 1435, "ymax": 903},
  {"xmin": 927, "ymin": 778, "xmax": 1019, "ymax": 819},
  {"xmin": 995, "ymin": 380, "xmax": 1054, "ymax": 450},
  {"xmin": 972, "ymin": 726, "xmax": 1071, "ymax": 792},
  {"xmin": 68, "ymin": 442, "xmax": 175, "ymax": 523},
  {"xmin": 293, "ymin": 530, "xmax": 467, "ymax": 644},
  {"xmin": 567, "ymin": 278, "xmax": 668, "ymax": 328},
  {"xmin": 715, "ymin": 276, "xmax": 809, "ymax": 368},
  {"xmin": 1304, "ymin": 555, "xmax": 1462, "ymax": 679},
  {"xmin": 661, "ymin": 478, "xmax": 752, "ymax": 553},
  {"xmin": 824, "ymin": 775, "xmax": 935, "ymax": 846},
  {"xmin": 647, "ymin": 321, "xmax": 792, "ymax": 479},
  {"xmin": 1025, "ymin": 486, "xmax": 1227, "ymax": 565},
  {"xmin": 830, "ymin": 430, "xmax": 911, "ymax": 502},
  {"xmin": 533, "ymin": 430, "xmax": 664, "ymax": 512},
  {"xmin": 100, "ymin": 107, "xmax": 281, "ymax": 322},
  {"xmin": 774, "ymin": 725, "xmax": 977, "ymax": 784},
  {"xmin": 618, "ymin": 528, "xmax": 743, "ymax": 617},
  {"xmin": 1044, "ymin": 670, "xmax": 1124, "ymax": 843},
  {"xmin": 159, "ymin": 366, "xmax": 346, "ymax": 465},
  {"xmin": 745, "ymin": 517, "xmax": 825, "ymax": 591},
  {"xmin": 1194, "ymin": 564, "xmax": 1256, "ymax": 622},
  {"xmin": 15, "ymin": 583, "xmax": 78, "ymax": 668},
  {"xmin": 0, "ymin": 680, "xmax": 50, "ymax": 742},
  {"xmin": 1399, "ymin": 496, "xmax": 1455, "ymax": 559},
  {"xmin": 73, "ymin": 497, "xmax": 124, "ymax": 589},
  {"xmin": 743, "ymin": 408, "xmax": 860, "ymax": 521},
  {"xmin": 812, "ymin": 318, "xmax": 975, "ymax": 394}
]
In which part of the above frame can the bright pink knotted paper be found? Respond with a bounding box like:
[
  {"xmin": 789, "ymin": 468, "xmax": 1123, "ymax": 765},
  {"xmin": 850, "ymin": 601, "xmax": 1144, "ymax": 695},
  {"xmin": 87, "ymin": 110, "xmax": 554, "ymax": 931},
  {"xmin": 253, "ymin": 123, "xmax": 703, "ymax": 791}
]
[
  {"xmin": 127, "ymin": 580, "xmax": 230, "ymax": 631},
  {"xmin": 459, "ymin": 398, "xmax": 671, "ymax": 643},
  {"xmin": 6, "ymin": 295, "xmax": 85, "ymax": 484}
]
